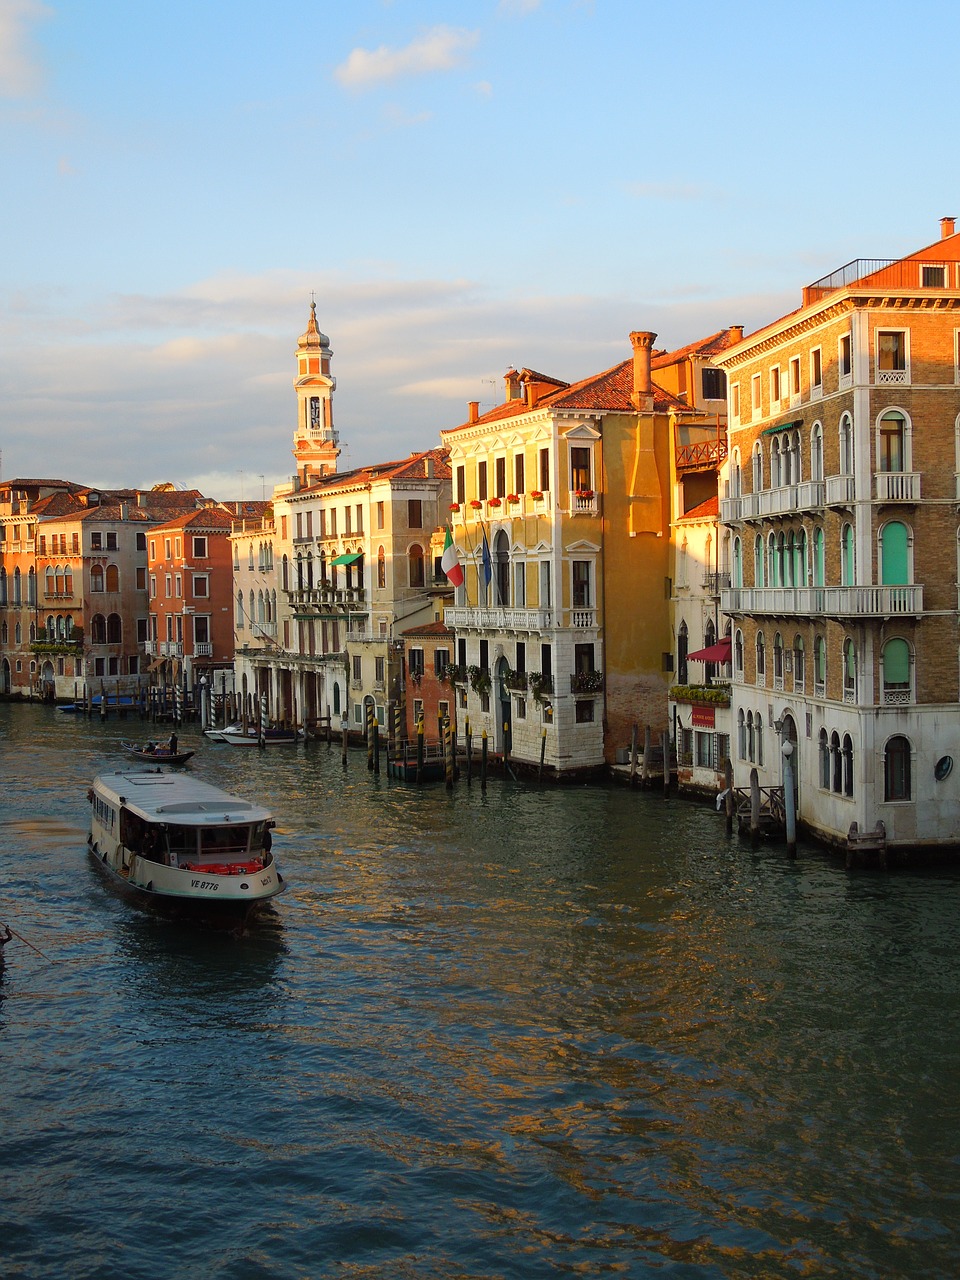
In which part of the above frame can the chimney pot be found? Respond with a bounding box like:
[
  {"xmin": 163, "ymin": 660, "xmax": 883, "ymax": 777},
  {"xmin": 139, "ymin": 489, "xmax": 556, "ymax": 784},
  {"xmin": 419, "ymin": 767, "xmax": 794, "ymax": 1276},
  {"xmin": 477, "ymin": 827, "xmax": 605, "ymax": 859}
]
[
  {"xmin": 468, "ymin": 400, "xmax": 479, "ymax": 423},
  {"xmin": 629, "ymin": 330, "xmax": 657, "ymax": 408},
  {"xmin": 729, "ymin": 324, "xmax": 744, "ymax": 343},
  {"xmin": 941, "ymin": 216, "xmax": 956, "ymax": 240},
  {"xmin": 504, "ymin": 369, "xmax": 520, "ymax": 401}
]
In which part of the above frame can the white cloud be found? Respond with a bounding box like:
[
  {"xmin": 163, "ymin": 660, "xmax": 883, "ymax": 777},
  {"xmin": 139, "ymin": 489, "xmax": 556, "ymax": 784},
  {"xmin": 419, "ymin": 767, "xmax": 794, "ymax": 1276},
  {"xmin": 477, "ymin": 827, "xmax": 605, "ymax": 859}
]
[
  {"xmin": 334, "ymin": 26, "xmax": 479, "ymax": 89},
  {"xmin": 0, "ymin": 0, "xmax": 49, "ymax": 98}
]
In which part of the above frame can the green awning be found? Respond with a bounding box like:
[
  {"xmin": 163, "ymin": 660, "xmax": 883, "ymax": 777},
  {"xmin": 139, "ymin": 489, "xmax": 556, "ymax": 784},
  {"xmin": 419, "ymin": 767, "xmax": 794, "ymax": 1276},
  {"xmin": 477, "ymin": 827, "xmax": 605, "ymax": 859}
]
[
  {"xmin": 329, "ymin": 552, "xmax": 363, "ymax": 566},
  {"xmin": 761, "ymin": 418, "xmax": 803, "ymax": 436}
]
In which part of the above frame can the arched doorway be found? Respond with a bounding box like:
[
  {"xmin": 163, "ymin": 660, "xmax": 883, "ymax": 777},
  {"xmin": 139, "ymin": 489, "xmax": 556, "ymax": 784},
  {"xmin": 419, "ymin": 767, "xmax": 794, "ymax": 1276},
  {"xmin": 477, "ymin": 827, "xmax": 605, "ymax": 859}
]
[
  {"xmin": 40, "ymin": 660, "xmax": 55, "ymax": 701},
  {"xmin": 780, "ymin": 712, "xmax": 799, "ymax": 814},
  {"xmin": 493, "ymin": 530, "xmax": 510, "ymax": 608},
  {"xmin": 496, "ymin": 655, "xmax": 512, "ymax": 755},
  {"xmin": 1, "ymin": 658, "xmax": 10, "ymax": 694}
]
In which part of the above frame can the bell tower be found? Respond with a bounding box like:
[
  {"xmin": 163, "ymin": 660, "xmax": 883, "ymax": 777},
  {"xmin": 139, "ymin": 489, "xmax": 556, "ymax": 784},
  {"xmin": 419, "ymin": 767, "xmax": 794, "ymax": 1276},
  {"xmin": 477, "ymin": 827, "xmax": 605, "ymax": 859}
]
[{"xmin": 293, "ymin": 300, "xmax": 340, "ymax": 484}]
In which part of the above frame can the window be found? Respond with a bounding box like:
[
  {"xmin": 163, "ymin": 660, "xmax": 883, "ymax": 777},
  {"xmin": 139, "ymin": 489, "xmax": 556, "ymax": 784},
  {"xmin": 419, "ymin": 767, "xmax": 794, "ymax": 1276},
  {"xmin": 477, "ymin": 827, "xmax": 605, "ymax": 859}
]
[
  {"xmin": 839, "ymin": 333, "xmax": 852, "ymax": 380},
  {"xmin": 434, "ymin": 648, "xmax": 449, "ymax": 677},
  {"xmin": 810, "ymin": 347, "xmax": 822, "ymax": 394},
  {"xmin": 814, "ymin": 635, "xmax": 826, "ymax": 692},
  {"xmin": 575, "ymin": 700, "xmax": 594, "ymax": 723},
  {"xmin": 752, "ymin": 441, "xmax": 763, "ymax": 492},
  {"xmin": 164, "ymin": 538, "xmax": 171, "ymax": 559},
  {"xmin": 882, "ymin": 637, "xmax": 911, "ymax": 704},
  {"xmin": 793, "ymin": 634, "xmax": 805, "ymax": 689},
  {"xmin": 843, "ymin": 637, "xmax": 857, "ymax": 700},
  {"xmin": 841, "ymin": 524, "xmax": 855, "ymax": 586},
  {"xmin": 884, "ymin": 736, "xmax": 912, "ymax": 802},
  {"xmin": 495, "ymin": 456, "xmax": 506, "ymax": 498},
  {"xmin": 842, "ymin": 734, "xmax": 854, "ymax": 797},
  {"xmin": 839, "ymin": 413, "xmax": 854, "ymax": 475},
  {"xmin": 755, "ymin": 631, "xmax": 765, "ymax": 681},
  {"xmin": 106, "ymin": 531, "xmax": 118, "ymax": 551},
  {"xmin": 734, "ymin": 630, "xmax": 744, "ymax": 676},
  {"xmin": 751, "ymin": 373, "xmax": 762, "ymax": 416},
  {"xmin": 731, "ymin": 382, "xmax": 740, "ymax": 422},
  {"xmin": 477, "ymin": 462, "xmax": 488, "ymax": 501},
  {"xmin": 770, "ymin": 366, "xmax": 781, "ymax": 407},
  {"xmin": 878, "ymin": 411, "xmax": 906, "ymax": 472},
  {"xmin": 192, "ymin": 536, "xmax": 207, "ymax": 558},
  {"xmin": 811, "ymin": 421, "xmax": 824, "ymax": 482},
  {"xmin": 375, "ymin": 656, "xmax": 385, "ymax": 685},
  {"xmin": 880, "ymin": 521, "xmax": 909, "ymax": 585},
  {"xmin": 702, "ymin": 367, "xmax": 726, "ymax": 400},
  {"xmin": 409, "ymin": 648, "xmax": 424, "ymax": 677},
  {"xmin": 539, "ymin": 448, "xmax": 550, "ymax": 492},
  {"xmin": 376, "ymin": 501, "xmax": 385, "ymax": 530},
  {"xmin": 175, "ymin": 574, "xmax": 182, "ymax": 598},
  {"xmin": 377, "ymin": 546, "xmax": 386, "ymax": 589},
  {"xmin": 409, "ymin": 545, "xmax": 425, "ymax": 588},
  {"xmin": 572, "ymin": 561, "xmax": 591, "ymax": 608},
  {"xmin": 192, "ymin": 575, "xmax": 209, "ymax": 598},
  {"xmin": 90, "ymin": 565, "xmax": 104, "ymax": 592},
  {"xmin": 355, "ymin": 504, "xmax": 363, "ymax": 533},
  {"xmin": 789, "ymin": 357, "xmax": 801, "ymax": 402},
  {"xmin": 408, "ymin": 500, "xmax": 422, "ymax": 529},
  {"xmin": 514, "ymin": 453, "xmax": 525, "ymax": 494},
  {"xmin": 570, "ymin": 446, "xmax": 591, "ymax": 492},
  {"xmin": 921, "ymin": 263, "xmax": 947, "ymax": 287},
  {"xmin": 877, "ymin": 330, "xmax": 908, "ymax": 384},
  {"xmin": 352, "ymin": 654, "xmax": 362, "ymax": 682},
  {"xmin": 92, "ymin": 532, "xmax": 103, "ymax": 550}
]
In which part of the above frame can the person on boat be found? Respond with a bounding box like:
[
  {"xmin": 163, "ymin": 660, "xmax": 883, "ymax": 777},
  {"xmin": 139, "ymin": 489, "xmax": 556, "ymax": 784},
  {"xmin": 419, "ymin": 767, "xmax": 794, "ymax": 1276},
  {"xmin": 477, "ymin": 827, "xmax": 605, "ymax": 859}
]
[{"xmin": 168, "ymin": 731, "xmax": 178, "ymax": 755}]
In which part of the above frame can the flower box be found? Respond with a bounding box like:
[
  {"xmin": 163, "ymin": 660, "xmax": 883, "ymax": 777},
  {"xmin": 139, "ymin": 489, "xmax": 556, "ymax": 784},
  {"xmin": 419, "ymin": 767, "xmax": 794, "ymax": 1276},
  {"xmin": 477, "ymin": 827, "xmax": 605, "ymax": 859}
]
[
  {"xmin": 507, "ymin": 493, "xmax": 520, "ymax": 503},
  {"xmin": 470, "ymin": 500, "xmax": 483, "ymax": 510},
  {"xmin": 488, "ymin": 497, "xmax": 502, "ymax": 508},
  {"xmin": 530, "ymin": 490, "xmax": 544, "ymax": 500},
  {"xmin": 449, "ymin": 503, "xmax": 460, "ymax": 512},
  {"xmin": 575, "ymin": 489, "xmax": 595, "ymax": 499}
]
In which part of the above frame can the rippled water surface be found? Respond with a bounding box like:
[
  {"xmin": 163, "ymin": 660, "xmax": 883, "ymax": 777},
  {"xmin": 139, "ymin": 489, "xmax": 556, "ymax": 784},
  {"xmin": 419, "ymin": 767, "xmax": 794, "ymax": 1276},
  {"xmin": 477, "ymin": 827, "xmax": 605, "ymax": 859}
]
[{"xmin": 1, "ymin": 702, "xmax": 959, "ymax": 1278}]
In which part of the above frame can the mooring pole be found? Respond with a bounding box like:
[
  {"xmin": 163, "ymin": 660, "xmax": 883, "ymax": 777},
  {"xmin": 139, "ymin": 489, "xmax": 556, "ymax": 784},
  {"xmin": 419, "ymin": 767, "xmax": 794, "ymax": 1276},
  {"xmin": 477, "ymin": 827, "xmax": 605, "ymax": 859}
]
[
  {"xmin": 750, "ymin": 767, "xmax": 761, "ymax": 847},
  {"xmin": 782, "ymin": 740, "xmax": 797, "ymax": 858},
  {"xmin": 465, "ymin": 716, "xmax": 473, "ymax": 785},
  {"xmin": 480, "ymin": 729, "xmax": 488, "ymax": 792},
  {"xmin": 538, "ymin": 727, "xmax": 547, "ymax": 781},
  {"xmin": 725, "ymin": 756, "xmax": 734, "ymax": 837}
]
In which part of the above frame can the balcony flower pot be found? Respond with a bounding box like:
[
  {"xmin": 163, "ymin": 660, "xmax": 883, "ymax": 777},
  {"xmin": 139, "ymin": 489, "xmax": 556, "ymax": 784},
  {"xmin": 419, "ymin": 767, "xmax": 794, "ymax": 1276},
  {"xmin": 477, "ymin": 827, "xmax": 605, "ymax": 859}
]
[
  {"xmin": 530, "ymin": 490, "xmax": 543, "ymax": 500},
  {"xmin": 449, "ymin": 503, "xmax": 460, "ymax": 512},
  {"xmin": 575, "ymin": 489, "xmax": 595, "ymax": 500},
  {"xmin": 488, "ymin": 497, "xmax": 502, "ymax": 508},
  {"xmin": 507, "ymin": 494, "xmax": 520, "ymax": 503},
  {"xmin": 470, "ymin": 500, "xmax": 483, "ymax": 510}
]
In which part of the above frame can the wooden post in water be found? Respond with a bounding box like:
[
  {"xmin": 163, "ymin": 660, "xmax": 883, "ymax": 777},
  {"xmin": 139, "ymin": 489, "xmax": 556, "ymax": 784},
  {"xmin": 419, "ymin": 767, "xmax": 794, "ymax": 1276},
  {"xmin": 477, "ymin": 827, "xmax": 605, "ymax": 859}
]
[
  {"xmin": 416, "ymin": 715, "xmax": 424, "ymax": 785},
  {"xmin": 724, "ymin": 756, "xmax": 735, "ymax": 836},
  {"xmin": 661, "ymin": 730, "xmax": 670, "ymax": 797},
  {"xmin": 100, "ymin": 680, "xmax": 106, "ymax": 721},
  {"xmin": 465, "ymin": 716, "xmax": 473, "ymax": 785},
  {"xmin": 373, "ymin": 714, "xmax": 380, "ymax": 776},
  {"xmin": 341, "ymin": 714, "xmax": 349, "ymax": 767},
  {"xmin": 750, "ymin": 767, "xmax": 761, "ymax": 847},
  {"xmin": 445, "ymin": 717, "xmax": 454, "ymax": 790},
  {"xmin": 641, "ymin": 725, "xmax": 651, "ymax": 787},
  {"xmin": 366, "ymin": 704, "xmax": 374, "ymax": 771},
  {"xmin": 629, "ymin": 723, "xmax": 639, "ymax": 784},
  {"xmin": 538, "ymin": 727, "xmax": 547, "ymax": 781},
  {"xmin": 480, "ymin": 729, "xmax": 488, "ymax": 792}
]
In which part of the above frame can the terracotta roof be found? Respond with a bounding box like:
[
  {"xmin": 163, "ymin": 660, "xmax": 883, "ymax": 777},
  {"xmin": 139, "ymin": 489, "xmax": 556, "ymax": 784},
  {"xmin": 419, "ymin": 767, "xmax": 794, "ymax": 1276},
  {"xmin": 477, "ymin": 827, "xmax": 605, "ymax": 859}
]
[
  {"xmin": 651, "ymin": 328, "xmax": 742, "ymax": 367},
  {"xmin": 543, "ymin": 359, "xmax": 689, "ymax": 414},
  {"xmin": 401, "ymin": 619, "xmax": 454, "ymax": 638},
  {"xmin": 294, "ymin": 447, "xmax": 451, "ymax": 496},
  {"xmin": 678, "ymin": 495, "xmax": 720, "ymax": 522},
  {"xmin": 149, "ymin": 508, "xmax": 236, "ymax": 534}
]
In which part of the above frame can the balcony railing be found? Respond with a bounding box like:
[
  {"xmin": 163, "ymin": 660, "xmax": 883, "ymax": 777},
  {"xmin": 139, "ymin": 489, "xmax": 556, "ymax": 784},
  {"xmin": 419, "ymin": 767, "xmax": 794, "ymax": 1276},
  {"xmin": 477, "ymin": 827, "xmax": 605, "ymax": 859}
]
[
  {"xmin": 702, "ymin": 571, "xmax": 731, "ymax": 594},
  {"xmin": 825, "ymin": 473, "xmax": 855, "ymax": 506},
  {"xmin": 570, "ymin": 490, "xmax": 598, "ymax": 514},
  {"xmin": 444, "ymin": 606, "xmax": 553, "ymax": 632},
  {"xmin": 722, "ymin": 584, "xmax": 923, "ymax": 618},
  {"xmin": 194, "ymin": 642, "xmax": 213, "ymax": 656},
  {"xmin": 875, "ymin": 471, "xmax": 920, "ymax": 502},
  {"xmin": 571, "ymin": 670, "xmax": 604, "ymax": 694},
  {"xmin": 288, "ymin": 586, "xmax": 368, "ymax": 610}
]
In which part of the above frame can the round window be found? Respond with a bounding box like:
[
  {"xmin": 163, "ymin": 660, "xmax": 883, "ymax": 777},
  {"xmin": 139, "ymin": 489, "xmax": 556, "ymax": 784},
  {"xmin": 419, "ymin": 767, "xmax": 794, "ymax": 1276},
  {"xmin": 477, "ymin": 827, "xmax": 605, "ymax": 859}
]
[{"xmin": 935, "ymin": 755, "xmax": 953, "ymax": 782}]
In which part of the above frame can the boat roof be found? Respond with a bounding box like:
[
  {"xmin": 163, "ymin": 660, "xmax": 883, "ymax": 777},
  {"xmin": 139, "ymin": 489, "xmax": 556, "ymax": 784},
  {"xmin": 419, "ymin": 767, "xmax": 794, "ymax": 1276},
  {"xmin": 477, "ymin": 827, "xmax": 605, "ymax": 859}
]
[{"xmin": 93, "ymin": 770, "xmax": 273, "ymax": 826}]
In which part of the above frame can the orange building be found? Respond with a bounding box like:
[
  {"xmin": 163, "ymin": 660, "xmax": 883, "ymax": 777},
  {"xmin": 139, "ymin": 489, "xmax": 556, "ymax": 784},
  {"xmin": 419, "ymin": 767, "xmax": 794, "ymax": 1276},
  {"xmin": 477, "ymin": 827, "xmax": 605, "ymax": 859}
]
[{"xmin": 147, "ymin": 508, "xmax": 236, "ymax": 690}]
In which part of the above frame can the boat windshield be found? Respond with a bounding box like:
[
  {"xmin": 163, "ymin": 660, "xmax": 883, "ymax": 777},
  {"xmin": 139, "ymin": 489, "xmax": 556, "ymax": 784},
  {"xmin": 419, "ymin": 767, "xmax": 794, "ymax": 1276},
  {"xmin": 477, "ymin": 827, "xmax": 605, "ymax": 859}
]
[{"xmin": 199, "ymin": 825, "xmax": 254, "ymax": 859}]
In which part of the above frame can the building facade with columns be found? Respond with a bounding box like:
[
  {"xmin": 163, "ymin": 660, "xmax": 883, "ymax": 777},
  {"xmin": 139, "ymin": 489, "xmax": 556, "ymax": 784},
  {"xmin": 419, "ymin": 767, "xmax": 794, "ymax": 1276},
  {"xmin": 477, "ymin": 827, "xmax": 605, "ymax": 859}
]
[{"xmin": 717, "ymin": 218, "xmax": 960, "ymax": 852}]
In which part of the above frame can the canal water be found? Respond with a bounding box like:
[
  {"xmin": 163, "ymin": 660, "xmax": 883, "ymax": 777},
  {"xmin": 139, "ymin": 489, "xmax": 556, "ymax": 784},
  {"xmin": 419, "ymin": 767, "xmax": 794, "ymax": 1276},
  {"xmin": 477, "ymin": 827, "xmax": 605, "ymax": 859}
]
[{"xmin": 1, "ymin": 701, "xmax": 958, "ymax": 1279}]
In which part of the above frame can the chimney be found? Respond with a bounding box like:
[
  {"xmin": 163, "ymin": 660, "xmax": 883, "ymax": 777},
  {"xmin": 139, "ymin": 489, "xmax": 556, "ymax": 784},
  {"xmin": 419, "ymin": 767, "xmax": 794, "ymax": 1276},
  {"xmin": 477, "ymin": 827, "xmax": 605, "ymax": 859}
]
[
  {"xmin": 425, "ymin": 455, "xmax": 433, "ymax": 479},
  {"xmin": 941, "ymin": 216, "xmax": 956, "ymax": 240},
  {"xmin": 728, "ymin": 324, "xmax": 744, "ymax": 343},
  {"xmin": 629, "ymin": 331, "xmax": 657, "ymax": 410},
  {"xmin": 524, "ymin": 381, "xmax": 536, "ymax": 410},
  {"xmin": 468, "ymin": 400, "xmax": 479, "ymax": 424},
  {"xmin": 504, "ymin": 369, "xmax": 520, "ymax": 401},
  {"xmin": 120, "ymin": 501, "xmax": 129, "ymax": 520}
]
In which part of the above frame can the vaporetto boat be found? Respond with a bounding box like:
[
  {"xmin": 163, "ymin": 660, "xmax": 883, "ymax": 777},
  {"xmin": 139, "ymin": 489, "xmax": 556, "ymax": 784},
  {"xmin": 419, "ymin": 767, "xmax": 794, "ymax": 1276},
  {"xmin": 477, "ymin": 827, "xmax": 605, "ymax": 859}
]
[{"xmin": 87, "ymin": 770, "xmax": 286, "ymax": 923}]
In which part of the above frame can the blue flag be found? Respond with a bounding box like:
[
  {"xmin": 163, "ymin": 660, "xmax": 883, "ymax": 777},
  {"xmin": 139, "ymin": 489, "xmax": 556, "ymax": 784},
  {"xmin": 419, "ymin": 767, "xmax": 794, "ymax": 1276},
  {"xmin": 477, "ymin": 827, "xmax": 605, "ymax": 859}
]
[{"xmin": 481, "ymin": 528, "xmax": 492, "ymax": 588}]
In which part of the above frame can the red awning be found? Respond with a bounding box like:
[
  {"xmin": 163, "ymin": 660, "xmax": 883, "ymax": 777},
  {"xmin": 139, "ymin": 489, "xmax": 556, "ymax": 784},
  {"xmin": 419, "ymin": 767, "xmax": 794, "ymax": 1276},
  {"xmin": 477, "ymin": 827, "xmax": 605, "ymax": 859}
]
[{"xmin": 687, "ymin": 638, "xmax": 732, "ymax": 663}]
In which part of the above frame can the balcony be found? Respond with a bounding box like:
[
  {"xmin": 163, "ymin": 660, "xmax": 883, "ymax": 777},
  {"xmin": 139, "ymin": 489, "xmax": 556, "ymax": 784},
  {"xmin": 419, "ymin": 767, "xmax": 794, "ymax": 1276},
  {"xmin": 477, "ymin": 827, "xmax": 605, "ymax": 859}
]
[
  {"xmin": 825, "ymin": 474, "xmax": 855, "ymax": 506},
  {"xmin": 571, "ymin": 670, "xmax": 604, "ymax": 694},
  {"xmin": 739, "ymin": 481, "xmax": 826, "ymax": 520},
  {"xmin": 875, "ymin": 472, "xmax": 920, "ymax": 502},
  {"xmin": 194, "ymin": 642, "xmax": 213, "ymax": 656},
  {"xmin": 444, "ymin": 606, "xmax": 554, "ymax": 632},
  {"xmin": 722, "ymin": 584, "xmax": 923, "ymax": 618},
  {"xmin": 702, "ymin": 571, "xmax": 731, "ymax": 595},
  {"xmin": 720, "ymin": 495, "xmax": 742, "ymax": 523},
  {"xmin": 570, "ymin": 490, "xmax": 598, "ymax": 514},
  {"xmin": 288, "ymin": 585, "xmax": 368, "ymax": 611}
]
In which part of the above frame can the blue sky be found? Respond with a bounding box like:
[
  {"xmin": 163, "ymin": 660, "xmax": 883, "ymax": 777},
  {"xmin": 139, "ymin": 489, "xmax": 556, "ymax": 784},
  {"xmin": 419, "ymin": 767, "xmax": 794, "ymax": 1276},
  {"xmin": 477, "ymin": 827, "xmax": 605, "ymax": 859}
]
[{"xmin": 1, "ymin": 0, "xmax": 957, "ymax": 498}]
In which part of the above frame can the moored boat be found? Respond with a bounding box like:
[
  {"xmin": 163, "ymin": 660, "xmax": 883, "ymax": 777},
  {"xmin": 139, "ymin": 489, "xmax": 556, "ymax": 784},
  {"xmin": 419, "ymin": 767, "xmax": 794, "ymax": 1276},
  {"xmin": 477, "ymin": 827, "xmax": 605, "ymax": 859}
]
[
  {"xmin": 87, "ymin": 770, "xmax": 286, "ymax": 923},
  {"xmin": 122, "ymin": 740, "xmax": 195, "ymax": 765},
  {"xmin": 205, "ymin": 723, "xmax": 300, "ymax": 746}
]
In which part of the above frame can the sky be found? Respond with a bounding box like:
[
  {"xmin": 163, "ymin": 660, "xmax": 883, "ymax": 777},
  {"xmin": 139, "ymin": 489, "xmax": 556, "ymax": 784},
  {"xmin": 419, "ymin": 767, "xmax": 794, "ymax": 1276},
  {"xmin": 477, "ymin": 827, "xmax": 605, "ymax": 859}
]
[{"xmin": 1, "ymin": 0, "xmax": 958, "ymax": 500}]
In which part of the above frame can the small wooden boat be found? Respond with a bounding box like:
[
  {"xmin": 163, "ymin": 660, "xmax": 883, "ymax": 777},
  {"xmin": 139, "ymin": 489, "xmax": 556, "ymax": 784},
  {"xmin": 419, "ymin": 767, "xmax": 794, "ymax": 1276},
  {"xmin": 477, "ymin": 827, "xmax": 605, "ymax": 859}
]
[
  {"xmin": 87, "ymin": 770, "xmax": 286, "ymax": 924},
  {"xmin": 122, "ymin": 740, "xmax": 195, "ymax": 765}
]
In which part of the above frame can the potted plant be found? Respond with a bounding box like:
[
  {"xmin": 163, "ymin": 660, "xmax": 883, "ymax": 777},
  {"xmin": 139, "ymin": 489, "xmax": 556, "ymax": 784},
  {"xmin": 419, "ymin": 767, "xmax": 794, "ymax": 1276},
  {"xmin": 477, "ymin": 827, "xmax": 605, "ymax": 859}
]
[
  {"xmin": 470, "ymin": 499, "xmax": 483, "ymax": 510},
  {"xmin": 507, "ymin": 493, "xmax": 520, "ymax": 504},
  {"xmin": 449, "ymin": 502, "xmax": 460, "ymax": 512},
  {"xmin": 488, "ymin": 497, "xmax": 502, "ymax": 508},
  {"xmin": 530, "ymin": 489, "xmax": 543, "ymax": 500},
  {"xmin": 575, "ymin": 488, "xmax": 595, "ymax": 499}
]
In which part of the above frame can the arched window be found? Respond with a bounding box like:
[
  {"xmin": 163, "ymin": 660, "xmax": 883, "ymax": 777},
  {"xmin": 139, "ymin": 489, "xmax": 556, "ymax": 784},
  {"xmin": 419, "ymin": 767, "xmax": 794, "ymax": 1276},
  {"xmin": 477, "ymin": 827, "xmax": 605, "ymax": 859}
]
[
  {"xmin": 678, "ymin": 620, "xmax": 688, "ymax": 685},
  {"xmin": 248, "ymin": 544, "xmax": 255, "ymax": 570},
  {"xmin": 91, "ymin": 613, "xmax": 106, "ymax": 644},
  {"xmin": 839, "ymin": 412, "xmax": 854, "ymax": 475},
  {"xmin": 881, "ymin": 637, "xmax": 911, "ymax": 704},
  {"xmin": 732, "ymin": 536, "xmax": 743, "ymax": 589},
  {"xmin": 305, "ymin": 552, "xmax": 314, "ymax": 590},
  {"xmin": 773, "ymin": 631, "xmax": 784, "ymax": 684},
  {"xmin": 738, "ymin": 709, "xmax": 746, "ymax": 760},
  {"xmin": 813, "ymin": 527, "xmax": 825, "ymax": 588},
  {"xmin": 730, "ymin": 449, "xmax": 742, "ymax": 498},
  {"xmin": 55, "ymin": 567, "xmax": 64, "ymax": 595},
  {"xmin": 45, "ymin": 567, "xmax": 55, "ymax": 596},
  {"xmin": 409, "ymin": 544, "xmax": 425, "ymax": 588},
  {"xmin": 877, "ymin": 410, "xmax": 907, "ymax": 472},
  {"xmin": 236, "ymin": 591, "xmax": 244, "ymax": 628},
  {"xmin": 249, "ymin": 590, "xmax": 255, "ymax": 624},
  {"xmin": 811, "ymin": 421, "xmax": 824, "ymax": 482},
  {"xmin": 754, "ymin": 535, "xmax": 764, "ymax": 588},
  {"xmin": 771, "ymin": 435, "xmax": 782, "ymax": 488},
  {"xmin": 752, "ymin": 441, "xmax": 763, "ymax": 492},
  {"xmin": 105, "ymin": 564, "xmax": 120, "ymax": 592},
  {"xmin": 45, "ymin": 615, "xmax": 55, "ymax": 641},
  {"xmin": 884, "ymin": 735, "xmax": 912, "ymax": 802},
  {"xmin": 107, "ymin": 614, "xmax": 122, "ymax": 643},
  {"xmin": 377, "ymin": 546, "xmax": 386, "ymax": 589},
  {"xmin": 271, "ymin": 589, "xmax": 277, "ymax": 622},
  {"xmin": 746, "ymin": 711, "xmax": 755, "ymax": 760},
  {"xmin": 831, "ymin": 731, "xmax": 842, "ymax": 793},
  {"xmin": 843, "ymin": 636, "xmax": 857, "ymax": 700},
  {"xmin": 13, "ymin": 567, "xmax": 22, "ymax": 604},
  {"xmin": 0, "ymin": 566, "xmax": 6, "ymax": 604},
  {"xmin": 794, "ymin": 528, "xmax": 807, "ymax": 588},
  {"xmin": 756, "ymin": 631, "xmax": 765, "ymax": 682},
  {"xmin": 755, "ymin": 717, "xmax": 763, "ymax": 767},
  {"xmin": 768, "ymin": 532, "xmax": 778, "ymax": 588},
  {"xmin": 90, "ymin": 564, "xmax": 104, "ymax": 592},
  {"xmin": 281, "ymin": 554, "xmax": 289, "ymax": 592},
  {"xmin": 257, "ymin": 590, "xmax": 265, "ymax": 624},
  {"xmin": 814, "ymin": 634, "xmax": 826, "ymax": 692},
  {"xmin": 27, "ymin": 566, "xmax": 35, "ymax": 605},
  {"xmin": 793, "ymin": 634, "xmax": 805, "ymax": 689},
  {"xmin": 880, "ymin": 521, "xmax": 909, "ymax": 585},
  {"xmin": 791, "ymin": 430, "xmax": 802, "ymax": 484},
  {"xmin": 64, "ymin": 566, "xmax": 72, "ymax": 595},
  {"xmin": 841, "ymin": 523, "xmax": 855, "ymax": 586},
  {"xmin": 842, "ymin": 734, "xmax": 854, "ymax": 798}
]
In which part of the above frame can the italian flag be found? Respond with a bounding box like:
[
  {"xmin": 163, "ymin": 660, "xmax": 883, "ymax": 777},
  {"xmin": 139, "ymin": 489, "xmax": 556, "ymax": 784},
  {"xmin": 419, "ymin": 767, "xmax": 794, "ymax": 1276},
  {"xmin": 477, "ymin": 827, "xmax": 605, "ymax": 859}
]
[{"xmin": 441, "ymin": 526, "xmax": 464, "ymax": 588}]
